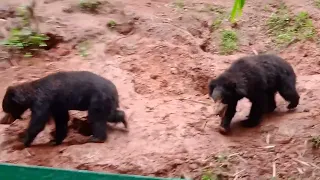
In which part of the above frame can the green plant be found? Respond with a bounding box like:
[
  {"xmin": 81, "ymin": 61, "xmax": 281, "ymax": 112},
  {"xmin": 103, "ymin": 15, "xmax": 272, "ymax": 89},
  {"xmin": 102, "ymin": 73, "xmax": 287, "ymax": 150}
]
[
  {"xmin": 201, "ymin": 171, "xmax": 221, "ymax": 180},
  {"xmin": 315, "ymin": 0, "xmax": 320, "ymax": 8},
  {"xmin": 16, "ymin": 6, "xmax": 31, "ymax": 26},
  {"xmin": 1, "ymin": 28, "xmax": 49, "ymax": 56},
  {"xmin": 220, "ymin": 29, "xmax": 238, "ymax": 54},
  {"xmin": 107, "ymin": 20, "xmax": 117, "ymax": 29},
  {"xmin": 173, "ymin": 0, "xmax": 184, "ymax": 9},
  {"xmin": 211, "ymin": 18, "xmax": 222, "ymax": 31},
  {"xmin": 310, "ymin": 136, "xmax": 320, "ymax": 149},
  {"xmin": 79, "ymin": 0, "xmax": 101, "ymax": 12},
  {"xmin": 229, "ymin": 0, "xmax": 246, "ymax": 23},
  {"xmin": 267, "ymin": 6, "xmax": 316, "ymax": 45},
  {"xmin": 77, "ymin": 41, "xmax": 90, "ymax": 57}
]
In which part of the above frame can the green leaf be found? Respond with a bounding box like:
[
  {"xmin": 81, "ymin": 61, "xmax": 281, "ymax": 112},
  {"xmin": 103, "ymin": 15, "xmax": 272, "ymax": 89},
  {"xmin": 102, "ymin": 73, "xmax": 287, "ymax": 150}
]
[{"xmin": 229, "ymin": 0, "xmax": 246, "ymax": 23}]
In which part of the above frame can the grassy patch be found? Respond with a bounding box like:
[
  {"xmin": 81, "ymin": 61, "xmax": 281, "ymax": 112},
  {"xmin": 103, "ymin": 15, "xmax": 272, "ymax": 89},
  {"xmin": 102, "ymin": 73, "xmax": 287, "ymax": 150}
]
[
  {"xmin": 315, "ymin": 0, "xmax": 320, "ymax": 8},
  {"xmin": 1, "ymin": 4, "xmax": 49, "ymax": 57},
  {"xmin": 173, "ymin": 0, "xmax": 184, "ymax": 9},
  {"xmin": 210, "ymin": 18, "xmax": 223, "ymax": 31},
  {"xmin": 267, "ymin": 5, "xmax": 316, "ymax": 46},
  {"xmin": 1, "ymin": 28, "xmax": 48, "ymax": 55},
  {"xmin": 310, "ymin": 136, "xmax": 320, "ymax": 149},
  {"xmin": 219, "ymin": 29, "xmax": 238, "ymax": 54},
  {"xmin": 201, "ymin": 171, "xmax": 222, "ymax": 180},
  {"xmin": 77, "ymin": 41, "xmax": 90, "ymax": 57},
  {"xmin": 107, "ymin": 20, "xmax": 117, "ymax": 29},
  {"xmin": 79, "ymin": 0, "xmax": 102, "ymax": 12}
]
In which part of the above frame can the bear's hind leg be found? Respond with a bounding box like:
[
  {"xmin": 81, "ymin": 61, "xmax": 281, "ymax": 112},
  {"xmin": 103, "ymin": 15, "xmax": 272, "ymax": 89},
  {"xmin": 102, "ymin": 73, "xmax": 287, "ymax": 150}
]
[
  {"xmin": 278, "ymin": 82, "xmax": 299, "ymax": 109},
  {"xmin": 266, "ymin": 92, "xmax": 276, "ymax": 113},
  {"xmin": 87, "ymin": 107, "xmax": 108, "ymax": 143},
  {"xmin": 51, "ymin": 109, "xmax": 70, "ymax": 145}
]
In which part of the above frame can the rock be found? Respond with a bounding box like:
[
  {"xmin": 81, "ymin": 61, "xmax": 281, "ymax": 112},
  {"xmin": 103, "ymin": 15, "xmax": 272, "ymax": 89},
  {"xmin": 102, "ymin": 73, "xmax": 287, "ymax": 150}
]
[
  {"xmin": 150, "ymin": 74, "xmax": 159, "ymax": 79},
  {"xmin": 187, "ymin": 27, "xmax": 202, "ymax": 38},
  {"xmin": 114, "ymin": 22, "xmax": 134, "ymax": 35}
]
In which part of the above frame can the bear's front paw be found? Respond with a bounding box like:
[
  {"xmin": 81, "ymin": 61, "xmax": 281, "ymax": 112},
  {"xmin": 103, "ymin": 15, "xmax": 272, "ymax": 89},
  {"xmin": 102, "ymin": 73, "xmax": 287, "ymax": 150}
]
[{"xmin": 218, "ymin": 126, "xmax": 231, "ymax": 135}]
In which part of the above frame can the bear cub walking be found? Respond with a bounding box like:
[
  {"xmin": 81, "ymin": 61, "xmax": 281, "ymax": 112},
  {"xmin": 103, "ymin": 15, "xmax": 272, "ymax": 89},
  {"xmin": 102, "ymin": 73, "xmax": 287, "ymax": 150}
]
[
  {"xmin": 2, "ymin": 71, "xmax": 126, "ymax": 147},
  {"xmin": 209, "ymin": 54, "xmax": 300, "ymax": 134}
]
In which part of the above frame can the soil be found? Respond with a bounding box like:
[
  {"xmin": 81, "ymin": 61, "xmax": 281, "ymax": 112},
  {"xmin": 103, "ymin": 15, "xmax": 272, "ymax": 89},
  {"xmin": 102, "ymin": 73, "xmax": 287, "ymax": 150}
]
[{"xmin": 0, "ymin": 0, "xmax": 320, "ymax": 179}]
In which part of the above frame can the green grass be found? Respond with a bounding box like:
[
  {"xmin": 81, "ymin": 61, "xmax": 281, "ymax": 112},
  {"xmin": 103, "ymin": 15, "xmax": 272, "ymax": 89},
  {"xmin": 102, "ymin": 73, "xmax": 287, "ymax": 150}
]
[
  {"xmin": 315, "ymin": 0, "xmax": 320, "ymax": 8},
  {"xmin": 201, "ymin": 171, "xmax": 221, "ymax": 180},
  {"xmin": 210, "ymin": 18, "xmax": 222, "ymax": 31},
  {"xmin": 79, "ymin": 0, "xmax": 102, "ymax": 12},
  {"xmin": 173, "ymin": 0, "xmax": 184, "ymax": 9},
  {"xmin": 77, "ymin": 41, "xmax": 90, "ymax": 57},
  {"xmin": 1, "ymin": 28, "xmax": 48, "ymax": 57},
  {"xmin": 267, "ymin": 5, "xmax": 316, "ymax": 46},
  {"xmin": 107, "ymin": 20, "xmax": 117, "ymax": 29},
  {"xmin": 219, "ymin": 29, "xmax": 238, "ymax": 54}
]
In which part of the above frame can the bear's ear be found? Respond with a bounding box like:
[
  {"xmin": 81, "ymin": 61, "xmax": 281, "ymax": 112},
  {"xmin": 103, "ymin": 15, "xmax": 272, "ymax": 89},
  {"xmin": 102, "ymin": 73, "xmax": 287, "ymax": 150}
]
[{"xmin": 6, "ymin": 86, "xmax": 24, "ymax": 104}]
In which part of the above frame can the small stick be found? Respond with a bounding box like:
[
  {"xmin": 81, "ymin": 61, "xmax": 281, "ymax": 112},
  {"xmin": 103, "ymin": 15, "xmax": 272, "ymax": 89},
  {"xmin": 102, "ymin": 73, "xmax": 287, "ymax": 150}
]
[
  {"xmin": 233, "ymin": 169, "xmax": 245, "ymax": 180},
  {"xmin": 266, "ymin": 133, "xmax": 270, "ymax": 144},
  {"xmin": 24, "ymin": 148, "xmax": 32, "ymax": 156},
  {"xmin": 250, "ymin": 46, "xmax": 258, "ymax": 55},
  {"xmin": 236, "ymin": 154, "xmax": 248, "ymax": 164},
  {"xmin": 293, "ymin": 158, "xmax": 311, "ymax": 167},
  {"xmin": 178, "ymin": 98, "xmax": 211, "ymax": 106},
  {"xmin": 272, "ymin": 161, "xmax": 276, "ymax": 178},
  {"xmin": 203, "ymin": 120, "xmax": 208, "ymax": 129}
]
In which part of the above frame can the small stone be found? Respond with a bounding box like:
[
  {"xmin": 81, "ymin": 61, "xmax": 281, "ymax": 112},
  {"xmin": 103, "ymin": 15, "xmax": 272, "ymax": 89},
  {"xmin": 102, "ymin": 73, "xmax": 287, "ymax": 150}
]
[
  {"xmin": 58, "ymin": 49, "xmax": 70, "ymax": 56},
  {"xmin": 189, "ymin": 163, "xmax": 198, "ymax": 170},
  {"xmin": 115, "ymin": 22, "xmax": 134, "ymax": 35},
  {"xmin": 150, "ymin": 74, "xmax": 159, "ymax": 79},
  {"xmin": 170, "ymin": 67, "xmax": 178, "ymax": 74}
]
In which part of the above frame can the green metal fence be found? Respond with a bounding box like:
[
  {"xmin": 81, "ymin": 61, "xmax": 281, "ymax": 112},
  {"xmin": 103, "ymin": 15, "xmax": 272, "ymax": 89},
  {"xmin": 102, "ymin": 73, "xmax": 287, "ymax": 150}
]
[{"xmin": 0, "ymin": 163, "xmax": 183, "ymax": 180}]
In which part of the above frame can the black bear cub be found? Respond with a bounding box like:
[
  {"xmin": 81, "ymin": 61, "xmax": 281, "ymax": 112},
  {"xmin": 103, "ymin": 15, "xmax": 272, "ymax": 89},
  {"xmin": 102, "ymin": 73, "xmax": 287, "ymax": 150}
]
[
  {"xmin": 208, "ymin": 54, "xmax": 300, "ymax": 134},
  {"xmin": 2, "ymin": 71, "xmax": 127, "ymax": 147}
]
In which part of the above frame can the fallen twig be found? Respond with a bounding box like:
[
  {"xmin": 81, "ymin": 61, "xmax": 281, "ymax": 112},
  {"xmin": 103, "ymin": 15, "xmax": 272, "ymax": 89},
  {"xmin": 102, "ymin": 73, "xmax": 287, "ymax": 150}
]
[
  {"xmin": 266, "ymin": 133, "xmax": 270, "ymax": 144},
  {"xmin": 203, "ymin": 120, "xmax": 208, "ymax": 129},
  {"xmin": 250, "ymin": 46, "xmax": 258, "ymax": 55},
  {"xmin": 178, "ymin": 98, "xmax": 211, "ymax": 106},
  {"xmin": 272, "ymin": 161, "xmax": 276, "ymax": 178},
  {"xmin": 293, "ymin": 158, "xmax": 311, "ymax": 167},
  {"xmin": 233, "ymin": 169, "xmax": 245, "ymax": 180}
]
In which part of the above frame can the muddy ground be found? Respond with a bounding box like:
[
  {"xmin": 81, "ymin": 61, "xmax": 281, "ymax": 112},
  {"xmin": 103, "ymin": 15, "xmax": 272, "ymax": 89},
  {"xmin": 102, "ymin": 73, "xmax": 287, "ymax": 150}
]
[{"xmin": 0, "ymin": 0, "xmax": 320, "ymax": 179}]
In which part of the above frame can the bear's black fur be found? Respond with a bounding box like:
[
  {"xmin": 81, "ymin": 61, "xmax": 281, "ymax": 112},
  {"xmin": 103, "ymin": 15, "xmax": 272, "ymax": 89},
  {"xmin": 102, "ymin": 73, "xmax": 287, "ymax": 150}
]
[
  {"xmin": 208, "ymin": 54, "xmax": 300, "ymax": 134},
  {"xmin": 2, "ymin": 71, "xmax": 126, "ymax": 147}
]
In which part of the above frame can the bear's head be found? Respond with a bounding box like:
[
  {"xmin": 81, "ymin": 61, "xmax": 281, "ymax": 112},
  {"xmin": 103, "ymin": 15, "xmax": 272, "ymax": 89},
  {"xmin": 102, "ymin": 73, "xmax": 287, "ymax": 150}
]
[
  {"xmin": 208, "ymin": 73, "xmax": 247, "ymax": 117},
  {"xmin": 2, "ymin": 86, "xmax": 29, "ymax": 120}
]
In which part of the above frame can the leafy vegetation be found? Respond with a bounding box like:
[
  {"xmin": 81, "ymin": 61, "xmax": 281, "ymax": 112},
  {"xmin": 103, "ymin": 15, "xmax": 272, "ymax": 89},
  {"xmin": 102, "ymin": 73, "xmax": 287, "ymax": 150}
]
[
  {"xmin": 79, "ymin": 0, "xmax": 102, "ymax": 12},
  {"xmin": 220, "ymin": 29, "xmax": 238, "ymax": 54},
  {"xmin": 229, "ymin": 0, "xmax": 246, "ymax": 23},
  {"xmin": 201, "ymin": 171, "xmax": 221, "ymax": 180},
  {"xmin": 1, "ymin": 28, "xmax": 48, "ymax": 52},
  {"xmin": 315, "ymin": 0, "xmax": 320, "ymax": 8},
  {"xmin": 1, "ymin": 4, "xmax": 49, "ymax": 57},
  {"xmin": 173, "ymin": 0, "xmax": 184, "ymax": 9},
  {"xmin": 267, "ymin": 5, "xmax": 316, "ymax": 46},
  {"xmin": 77, "ymin": 41, "xmax": 90, "ymax": 57},
  {"xmin": 107, "ymin": 20, "xmax": 117, "ymax": 29}
]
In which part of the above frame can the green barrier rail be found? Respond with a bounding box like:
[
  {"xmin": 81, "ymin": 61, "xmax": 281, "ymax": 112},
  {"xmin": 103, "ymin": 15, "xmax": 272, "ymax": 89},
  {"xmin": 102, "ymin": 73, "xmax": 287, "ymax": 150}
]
[{"xmin": 0, "ymin": 163, "xmax": 183, "ymax": 180}]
